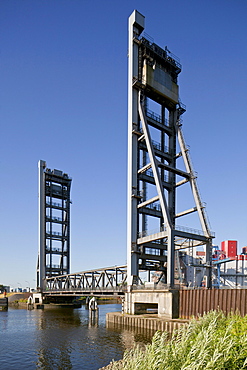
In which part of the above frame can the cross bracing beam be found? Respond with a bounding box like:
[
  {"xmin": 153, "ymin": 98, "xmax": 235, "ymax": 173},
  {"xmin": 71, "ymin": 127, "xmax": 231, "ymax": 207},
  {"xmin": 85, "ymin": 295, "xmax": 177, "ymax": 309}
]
[
  {"xmin": 137, "ymin": 195, "xmax": 160, "ymax": 208},
  {"xmin": 157, "ymin": 161, "xmax": 191, "ymax": 180},
  {"xmin": 140, "ymin": 241, "xmax": 168, "ymax": 250},
  {"xmin": 138, "ymin": 205, "xmax": 199, "ymax": 220},
  {"xmin": 138, "ymin": 172, "xmax": 172, "ymax": 189},
  {"xmin": 175, "ymin": 207, "xmax": 197, "ymax": 218},
  {"xmin": 176, "ymin": 178, "xmax": 189, "ymax": 187},
  {"xmin": 139, "ymin": 254, "xmax": 167, "ymax": 263},
  {"xmin": 145, "ymin": 115, "xmax": 172, "ymax": 135},
  {"xmin": 176, "ymin": 125, "xmax": 212, "ymax": 239},
  {"xmin": 138, "ymin": 93, "xmax": 171, "ymax": 229},
  {"xmin": 174, "ymin": 237, "xmax": 206, "ymax": 249},
  {"xmin": 138, "ymin": 162, "xmax": 152, "ymax": 174},
  {"xmin": 138, "ymin": 140, "xmax": 171, "ymax": 161},
  {"xmin": 139, "ymin": 207, "xmax": 162, "ymax": 218}
]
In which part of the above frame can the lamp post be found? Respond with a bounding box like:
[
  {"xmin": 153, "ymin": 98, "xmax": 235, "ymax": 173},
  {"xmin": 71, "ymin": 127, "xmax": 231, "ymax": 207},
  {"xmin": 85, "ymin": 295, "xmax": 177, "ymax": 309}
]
[{"xmin": 25, "ymin": 281, "xmax": 30, "ymax": 292}]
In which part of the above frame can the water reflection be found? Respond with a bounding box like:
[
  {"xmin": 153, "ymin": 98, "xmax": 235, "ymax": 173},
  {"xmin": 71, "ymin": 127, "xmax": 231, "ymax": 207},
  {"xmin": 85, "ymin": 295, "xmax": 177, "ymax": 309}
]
[
  {"xmin": 33, "ymin": 305, "xmax": 127, "ymax": 369},
  {"xmin": 36, "ymin": 345, "xmax": 73, "ymax": 370},
  {"xmin": 88, "ymin": 310, "xmax": 99, "ymax": 327},
  {"xmin": 107, "ymin": 320, "xmax": 156, "ymax": 345},
  {"xmin": 0, "ymin": 304, "xmax": 153, "ymax": 370},
  {"xmin": 107, "ymin": 321, "xmax": 154, "ymax": 351},
  {"xmin": 0, "ymin": 310, "xmax": 8, "ymax": 331},
  {"xmin": 36, "ymin": 308, "xmax": 82, "ymax": 330}
]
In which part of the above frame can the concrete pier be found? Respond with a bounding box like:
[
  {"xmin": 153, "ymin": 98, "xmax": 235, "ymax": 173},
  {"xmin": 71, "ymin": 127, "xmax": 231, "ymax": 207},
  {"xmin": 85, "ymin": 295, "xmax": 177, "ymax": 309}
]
[
  {"xmin": 106, "ymin": 311, "xmax": 188, "ymax": 334},
  {"xmin": 124, "ymin": 289, "xmax": 179, "ymax": 319},
  {"xmin": 0, "ymin": 298, "xmax": 8, "ymax": 311}
]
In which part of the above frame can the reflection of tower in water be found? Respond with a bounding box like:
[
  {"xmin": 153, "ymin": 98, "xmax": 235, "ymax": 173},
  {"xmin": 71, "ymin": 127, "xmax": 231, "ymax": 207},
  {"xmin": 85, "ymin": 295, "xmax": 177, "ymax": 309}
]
[
  {"xmin": 89, "ymin": 309, "xmax": 99, "ymax": 327},
  {"xmin": 35, "ymin": 309, "xmax": 82, "ymax": 369}
]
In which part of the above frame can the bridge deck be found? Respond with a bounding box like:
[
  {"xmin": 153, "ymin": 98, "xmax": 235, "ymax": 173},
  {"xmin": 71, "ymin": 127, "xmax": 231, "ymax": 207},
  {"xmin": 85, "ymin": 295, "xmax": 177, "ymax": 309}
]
[{"xmin": 44, "ymin": 288, "xmax": 126, "ymax": 297}]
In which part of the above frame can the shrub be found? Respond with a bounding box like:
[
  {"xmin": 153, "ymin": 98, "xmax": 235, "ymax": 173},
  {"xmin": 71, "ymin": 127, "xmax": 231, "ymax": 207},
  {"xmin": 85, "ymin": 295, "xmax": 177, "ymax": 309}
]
[{"xmin": 112, "ymin": 310, "xmax": 247, "ymax": 369}]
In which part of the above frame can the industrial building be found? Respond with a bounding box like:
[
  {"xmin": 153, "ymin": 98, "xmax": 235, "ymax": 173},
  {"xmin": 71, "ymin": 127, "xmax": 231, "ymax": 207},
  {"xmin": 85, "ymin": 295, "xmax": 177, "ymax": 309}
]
[
  {"xmin": 212, "ymin": 241, "xmax": 247, "ymax": 287},
  {"xmin": 164, "ymin": 240, "xmax": 247, "ymax": 288}
]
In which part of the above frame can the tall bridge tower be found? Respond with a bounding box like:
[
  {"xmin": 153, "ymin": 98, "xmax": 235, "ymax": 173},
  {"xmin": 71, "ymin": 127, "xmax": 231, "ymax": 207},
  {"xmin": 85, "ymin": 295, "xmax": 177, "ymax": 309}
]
[
  {"xmin": 127, "ymin": 10, "xmax": 214, "ymax": 287},
  {"xmin": 37, "ymin": 160, "xmax": 71, "ymax": 291}
]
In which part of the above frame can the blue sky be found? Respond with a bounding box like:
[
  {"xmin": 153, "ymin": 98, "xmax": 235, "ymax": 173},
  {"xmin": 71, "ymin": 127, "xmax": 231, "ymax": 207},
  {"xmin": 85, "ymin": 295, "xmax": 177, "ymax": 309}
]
[{"xmin": 1, "ymin": 0, "xmax": 247, "ymax": 289}]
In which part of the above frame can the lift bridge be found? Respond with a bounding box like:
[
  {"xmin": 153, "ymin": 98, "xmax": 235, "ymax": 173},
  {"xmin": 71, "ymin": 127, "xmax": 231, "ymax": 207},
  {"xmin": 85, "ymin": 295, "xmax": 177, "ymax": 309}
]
[{"xmin": 37, "ymin": 11, "xmax": 214, "ymax": 304}]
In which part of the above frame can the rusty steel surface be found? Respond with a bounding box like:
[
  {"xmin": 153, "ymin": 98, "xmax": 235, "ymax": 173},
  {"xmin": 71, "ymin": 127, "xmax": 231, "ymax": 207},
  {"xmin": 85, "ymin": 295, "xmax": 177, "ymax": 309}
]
[{"xmin": 179, "ymin": 288, "xmax": 247, "ymax": 318}]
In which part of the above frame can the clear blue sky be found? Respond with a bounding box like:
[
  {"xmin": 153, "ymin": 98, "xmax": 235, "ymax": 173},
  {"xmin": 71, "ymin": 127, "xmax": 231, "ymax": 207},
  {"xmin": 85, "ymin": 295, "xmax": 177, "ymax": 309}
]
[{"xmin": 1, "ymin": 0, "xmax": 247, "ymax": 289}]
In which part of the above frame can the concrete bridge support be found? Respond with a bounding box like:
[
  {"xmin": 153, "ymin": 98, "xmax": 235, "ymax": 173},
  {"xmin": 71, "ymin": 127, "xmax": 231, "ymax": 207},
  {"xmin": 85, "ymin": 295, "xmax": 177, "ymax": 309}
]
[{"xmin": 124, "ymin": 289, "xmax": 179, "ymax": 319}]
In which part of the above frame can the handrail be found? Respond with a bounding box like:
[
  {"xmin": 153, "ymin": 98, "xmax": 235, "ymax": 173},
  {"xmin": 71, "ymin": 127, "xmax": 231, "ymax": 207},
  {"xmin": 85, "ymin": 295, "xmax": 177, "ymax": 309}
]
[
  {"xmin": 46, "ymin": 201, "xmax": 63, "ymax": 208},
  {"xmin": 145, "ymin": 169, "xmax": 169, "ymax": 183},
  {"xmin": 146, "ymin": 109, "xmax": 169, "ymax": 127},
  {"xmin": 151, "ymin": 139, "xmax": 168, "ymax": 153},
  {"xmin": 46, "ymin": 216, "xmax": 62, "ymax": 222},
  {"xmin": 46, "ymin": 231, "xmax": 63, "ymax": 236},
  {"xmin": 174, "ymin": 224, "xmax": 215, "ymax": 238},
  {"xmin": 138, "ymin": 225, "xmax": 166, "ymax": 238},
  {"xmin": 145, "ymin": 203, "xmax": 161, "ymax": 211},
  {"xmin": 140, "ymin": 37, "xmax": 182, "ymax": 70},
  {"xmin": 46, "ymin": 264, "xmax": 61, "ymax": 269},
  {"xmin": 138, "ymin": 224, "xmax": 215, "ymax": 238}
]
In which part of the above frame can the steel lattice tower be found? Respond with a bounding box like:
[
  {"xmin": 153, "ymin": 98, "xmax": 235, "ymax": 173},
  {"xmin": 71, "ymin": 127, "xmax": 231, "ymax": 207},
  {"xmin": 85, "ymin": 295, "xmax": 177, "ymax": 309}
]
[
  {"xmin": 127, "ymin": 11, "xmax": 214, "ymax": 287},
  {"xmin": 37, "ymin": 160, "xmax": 71, "ymax": 291}
]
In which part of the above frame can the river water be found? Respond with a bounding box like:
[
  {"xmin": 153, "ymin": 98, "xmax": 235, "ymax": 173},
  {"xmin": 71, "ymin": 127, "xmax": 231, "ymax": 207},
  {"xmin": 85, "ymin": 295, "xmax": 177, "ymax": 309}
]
[{"xmin": 0, "ymin": 304, "xmax": 152, "ymax": 370}]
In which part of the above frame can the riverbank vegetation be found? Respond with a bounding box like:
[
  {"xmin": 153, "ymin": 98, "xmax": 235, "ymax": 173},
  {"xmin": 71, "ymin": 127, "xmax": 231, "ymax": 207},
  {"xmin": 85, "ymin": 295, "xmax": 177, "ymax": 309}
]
[{"xmin": 111, "ymin": 310, "xmax": 247, "ymax": 370}]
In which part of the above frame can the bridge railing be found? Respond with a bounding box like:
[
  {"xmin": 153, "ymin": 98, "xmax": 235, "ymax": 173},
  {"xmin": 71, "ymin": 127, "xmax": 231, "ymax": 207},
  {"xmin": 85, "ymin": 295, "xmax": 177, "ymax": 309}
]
[{"xmin": 44, "ymin": 265, "xmax": 127, "ymax": 292}]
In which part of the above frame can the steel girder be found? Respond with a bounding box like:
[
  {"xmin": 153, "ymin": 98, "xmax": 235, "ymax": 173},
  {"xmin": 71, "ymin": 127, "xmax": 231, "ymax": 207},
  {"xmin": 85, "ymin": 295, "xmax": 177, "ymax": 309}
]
[{"xmin": 45, "ymin": 266, "xmax": 128, "ymax": 295}]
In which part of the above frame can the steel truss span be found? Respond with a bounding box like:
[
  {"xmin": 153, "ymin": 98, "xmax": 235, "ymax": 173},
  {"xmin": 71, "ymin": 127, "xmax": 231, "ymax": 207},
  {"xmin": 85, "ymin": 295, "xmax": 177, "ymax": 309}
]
[
  {"xmin": 44, "ymin": 266, "xmax": 127, "ymax": 296},
  {"xmin": 127, "ymin": 10, "xmax": 214, "ymax": 288}
]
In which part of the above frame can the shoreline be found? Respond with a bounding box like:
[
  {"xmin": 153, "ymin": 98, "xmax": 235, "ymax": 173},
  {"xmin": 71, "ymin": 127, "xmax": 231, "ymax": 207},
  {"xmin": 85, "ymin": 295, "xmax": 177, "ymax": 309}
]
[{"xmin": 99, "ymin": 312, "xmax": 189, "ymax": 370}]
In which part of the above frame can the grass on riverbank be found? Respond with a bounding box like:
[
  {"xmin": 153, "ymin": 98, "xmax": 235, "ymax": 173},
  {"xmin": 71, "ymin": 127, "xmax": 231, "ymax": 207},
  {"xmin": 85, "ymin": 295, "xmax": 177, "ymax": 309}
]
[
  {"xmin": 0, "ymin": 292, "xmax": 14, "ymax": 298},
  {"xmin": 111, "ymin": 310, "xmax": 247, "ymax": 370}
]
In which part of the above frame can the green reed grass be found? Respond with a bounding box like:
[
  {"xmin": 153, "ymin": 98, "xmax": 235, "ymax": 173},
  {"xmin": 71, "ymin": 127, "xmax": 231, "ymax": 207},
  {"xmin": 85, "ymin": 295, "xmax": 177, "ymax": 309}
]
[{"xmin": 112, "ymin": 311, "xmax": 247, "ymax": 370}]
